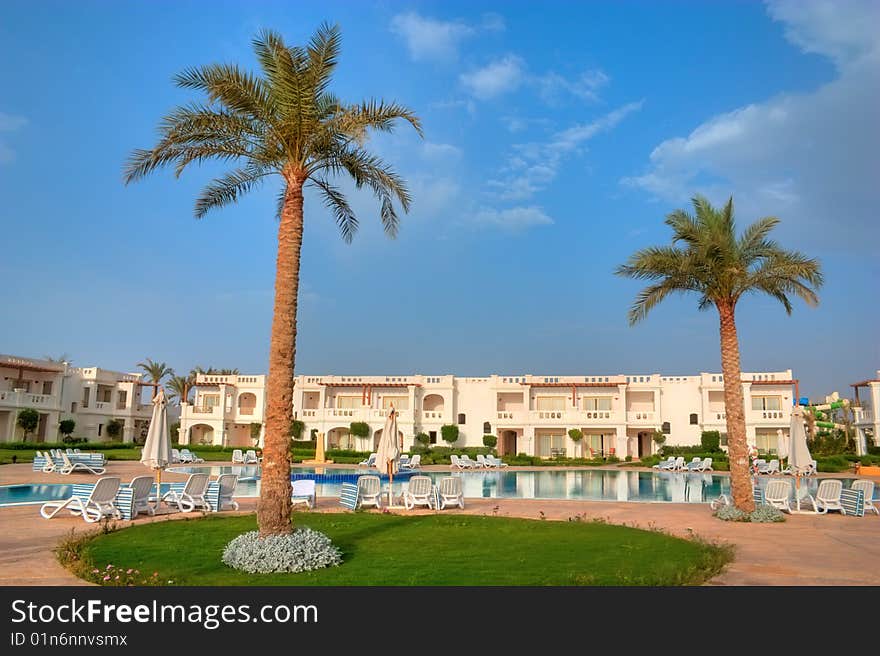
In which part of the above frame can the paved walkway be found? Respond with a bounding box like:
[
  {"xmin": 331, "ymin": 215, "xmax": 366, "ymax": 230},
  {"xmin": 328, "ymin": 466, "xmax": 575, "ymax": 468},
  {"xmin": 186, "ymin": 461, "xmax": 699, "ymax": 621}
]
[{"xmin": 2, "ymin": 461, "xmax": 878, "ymax": 586}]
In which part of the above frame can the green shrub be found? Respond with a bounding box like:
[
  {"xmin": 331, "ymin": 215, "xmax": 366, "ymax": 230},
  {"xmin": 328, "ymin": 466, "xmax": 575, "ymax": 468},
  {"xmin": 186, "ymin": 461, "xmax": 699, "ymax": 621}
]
[
  {"xmin": 105, "ymin": 420, "xmax": 123, "ymax": 441},
  {"xmin": 59, "ymin": 419, "xmax": 76, "ymax": 440},
  {"xmin": 249, "ymin": 423, "xmax": 262, "ymax": 445},
  {"xmin": 349, "ymin": 422, "xmax": 370, "ymax": 440},
  {"xmin": 749, "ymin": 506, "xmax": 785, "ymax": 523},
  {"xmin": 16, "ymin": 409, "xmax": 39, "ymax": 440},
  {"xmin": 714, "ymin": 506, "xmax": 749, "ymax": 522},
  {"xmin": 414, "ymin": 432, "xmax": 430, "ymax": 447},
  {"xmin": 440, "ymin": 425, "xmax": 459, "ymax": 445},
  {"xmin": 289, "ymin": 420, "xmax": 305, "ymax": 440},
  {"xmin": 700, "ymin": 431, "xmax": 721, "ymax": 452},
  {"xmin": 482, "ymin": 434, "xmax": 497, "ymax": 448}
]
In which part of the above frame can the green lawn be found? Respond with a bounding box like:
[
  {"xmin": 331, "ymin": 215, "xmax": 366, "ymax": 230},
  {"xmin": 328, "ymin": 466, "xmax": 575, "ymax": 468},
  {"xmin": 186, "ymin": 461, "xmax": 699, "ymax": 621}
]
[{"xmin": 78, "ymin": 512, "xmax": 730, "ymax": 586}]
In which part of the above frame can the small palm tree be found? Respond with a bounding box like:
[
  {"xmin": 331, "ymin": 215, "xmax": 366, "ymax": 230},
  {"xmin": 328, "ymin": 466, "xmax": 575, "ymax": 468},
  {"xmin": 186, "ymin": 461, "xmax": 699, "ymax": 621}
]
[
  {"xmin": 166, "ymin": 374, "xmax": 193, "ymax": 405},
  {"xmin": 137, "ymin": 358, "xmax": 174, "ymax": 399},
  {"xmin": 616, "ymin": 195, "xmax": 822, "ymax": 512},
  {"xmin": 124, "ymin": 25, "xmax": 421, "ymax": 536}
]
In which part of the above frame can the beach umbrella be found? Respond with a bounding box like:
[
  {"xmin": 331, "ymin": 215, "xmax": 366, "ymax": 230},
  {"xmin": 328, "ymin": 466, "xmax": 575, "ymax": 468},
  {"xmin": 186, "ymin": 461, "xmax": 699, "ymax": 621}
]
[
  {"xmin": 140, "ymin": 386, "xmax": 172, "ymax": 510},
  {"xmin": 787, "ymin": 405, "xmax": 813, "ymax": 510},
  {"xmin": 375, "ymin": 407, "xmax": 400, "ymax": 507}
]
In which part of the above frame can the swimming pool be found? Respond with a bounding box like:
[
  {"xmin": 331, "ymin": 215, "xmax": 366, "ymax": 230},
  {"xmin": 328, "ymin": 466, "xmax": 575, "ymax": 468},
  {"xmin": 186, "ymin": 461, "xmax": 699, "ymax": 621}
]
[{"xmin": 1, "ymin": 471, "xmax": 860, "ymax": 506}]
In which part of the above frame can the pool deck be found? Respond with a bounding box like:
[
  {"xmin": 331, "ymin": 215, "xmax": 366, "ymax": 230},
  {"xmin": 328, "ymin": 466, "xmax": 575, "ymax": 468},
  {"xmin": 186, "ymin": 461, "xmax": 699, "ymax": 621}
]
[{"xmin": 1, "ymin": 461, "xmax": 878, "ymax": 586}]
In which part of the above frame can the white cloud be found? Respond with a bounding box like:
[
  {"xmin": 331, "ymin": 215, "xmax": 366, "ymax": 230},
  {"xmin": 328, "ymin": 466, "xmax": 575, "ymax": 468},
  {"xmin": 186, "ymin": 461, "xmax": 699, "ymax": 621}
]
[
  {"xmin": 422, "ymin": 142, "xmax": 462, "ymax": 161},
  {"xmin": 472, "ymin": 206, "xmax": 554, "ymax": 230},
  {"xmin": 623, "ymin": 0, "xmax": 880, "ymax": 248},
  {"xmin": 460, "ymin": 55, "xmax": 526, "ymax": 99},
  {"xmin": 0, "ymin": 112, "xmax": 27, "ymax": 164},
  {"xmin": 487, "ymin": 101, "xmax": 644, "ymax": 200},
  {"xmin": 389, "ymin": 11, "xmax": 507, "ymax": 62},
  {"xmin": 538, "ymin": 69, "xmax": 610, "ymax": 104}
]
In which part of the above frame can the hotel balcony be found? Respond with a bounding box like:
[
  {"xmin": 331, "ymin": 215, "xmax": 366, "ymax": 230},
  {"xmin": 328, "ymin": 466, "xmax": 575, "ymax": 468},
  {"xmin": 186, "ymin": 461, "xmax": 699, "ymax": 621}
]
[
  {"xmin": 748, "ymin": 409, "xmax": 789, "ymax": 424},
  {"xmin": 0, "ymin": 390, "xmax": 58, "ymax": 410},
  {"xmin": 496, "ymin": 410, "xmax": 526, "ymax": 424},
  {"xmin": 528, "ymin": 410, "xmax": 618, "ymax": 425},
  {"xmin": 298, "ymin": 408, "xmax": 412, "ymax": 423},
  {"xmin": 420, "ymin": 410, "xmax": 450, "ymax": 423},
  {"xmin": 626, "ymin": 411, "xmax": 656, "ymax": 425}
]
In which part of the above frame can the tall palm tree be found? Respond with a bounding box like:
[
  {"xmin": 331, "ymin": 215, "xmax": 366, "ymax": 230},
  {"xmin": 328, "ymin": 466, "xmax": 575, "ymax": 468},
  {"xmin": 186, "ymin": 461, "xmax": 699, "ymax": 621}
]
[
  {"xmin": 616, "ymin": 195, "xmax": 822, "ymax": 512},
  {"xmin": 124, "ymin": 25, "xmax": 421, "ymax": 536},
  {"xmin": 166, "ymin": 374, "xmax": 193, "ymax": 405},
  {"xmin": 137, "ymin": 358, "xmax": 174, "ymax": 399}
]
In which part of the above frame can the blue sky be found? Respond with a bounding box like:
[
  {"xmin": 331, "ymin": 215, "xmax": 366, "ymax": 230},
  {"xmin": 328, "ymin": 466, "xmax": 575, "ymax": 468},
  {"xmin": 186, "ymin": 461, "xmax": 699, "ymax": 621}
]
[{"xmin": 0, "ymin": 0, "xmax": 877, "ymax": 398}]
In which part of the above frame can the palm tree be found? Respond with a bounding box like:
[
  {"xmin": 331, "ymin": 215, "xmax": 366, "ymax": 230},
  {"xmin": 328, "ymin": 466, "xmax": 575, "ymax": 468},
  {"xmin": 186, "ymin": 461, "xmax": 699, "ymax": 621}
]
[
  {"xmin": 616, "ymin": 195, "xmax": 822, "ymax": 512},
  {"xmin": 124, "ymin": 25, "xmax": 421, "ymax": 536},
  {"xmin": 166, "ymin": 374, "xmax": 193, "ymax": 405},
  {"xmin": 44, "ymin": 354, "xmax": 72, "ymax": 365},
  {"xmin": 137, "ymin": 358, "xmax": 174, "ymax": 399}
]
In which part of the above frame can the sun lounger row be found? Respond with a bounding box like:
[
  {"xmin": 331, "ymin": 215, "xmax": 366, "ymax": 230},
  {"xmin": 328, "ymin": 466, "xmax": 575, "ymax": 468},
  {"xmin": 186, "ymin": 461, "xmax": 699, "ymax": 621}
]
[
  {"xmin": 339, "ymin": 475, "xmax": 465, "ymax": 511},
  {"xmin": 762, "ymin": 478, "xmax": 878, "ymax": 516},
  {"xmin": 450, "ymin": 454, "xmax": 508, "ymax": 469},
  {"xmin": 653, "ymin": 456, "xmax": 713, "ymax": 472},
  {"xmin": 231, "ymin": 449, "xmax": 259, "ymax": 464},
  {"xmin": 356, "ymin": 453, "xmax": 422, "ymax": 470},
  {"xmin": 34, "ymin": 451, "xmax": 106, "ymax": 475},
  {"xmin": 39, "ymin": 473, "xmax": 240, "ymax": 523}
]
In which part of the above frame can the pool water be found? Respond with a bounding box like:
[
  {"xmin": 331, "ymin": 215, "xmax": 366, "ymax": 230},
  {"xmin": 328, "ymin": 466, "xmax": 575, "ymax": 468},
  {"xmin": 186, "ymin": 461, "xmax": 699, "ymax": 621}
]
[{"xmin": 1, "ymin": 471, "xmax": 860, "ymax": 506}]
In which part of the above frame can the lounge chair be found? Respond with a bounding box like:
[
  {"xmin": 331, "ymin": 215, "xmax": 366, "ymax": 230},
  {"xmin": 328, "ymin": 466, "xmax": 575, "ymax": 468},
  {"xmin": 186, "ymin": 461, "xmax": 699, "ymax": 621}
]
[
  {"xmin": 171, "ymin": 448, "xmax": 181, "ymax": 463},
  {"xmin": 161, "ymin": 473, "xmax": 210, "ymax": 512},
  {"xmin": 653, "ymin": 456, "xmax": 675, "ymax": 470},
  {"xmin": 669, "ymin": 456, "xmax": 686, "ymax": 471},
  {"xmin": 851, "ymin": 480, "xmax": 879, "ymax": 516},
  {"xmin": 685, "ymin": 457, "xmax": 703, "ymax": 472},
  {"xmin": 59, "ymin": 451, "xmax": 106, "ymax": 475},
  {"xmin": 814, "ymin": 480, "xmax": 845, "ymax": 514},
  {"xmin": 231, "ymin": 449, "xmax": 244, "ymax": 464},
  {"xmin": 486, "ymin": 454, "xmax": 509, "ymax": 468},
  {"xmin": 356, "ymin": 475, "xmax": 382, "ymax": 509},
  {"xmin": 438, "ymin": 476, "xmax": 464, "ymax": 509},
  {"xmin": 460, "ymin": 455, "xmax": 479, "ymax": 469},
  {"xmin": 358, "ymin": 453, "xmax": 377, "ymax": 468},
  {"xmin": 40, "ymin": 477, "xmax": 122, "ymax": 523},
  {"xmin": 758, "ymin": 459, "xmax": 780, "ymax": 475},
  {"xmin": 450, "ymin": 454, "xmax": 465, "ymax": 470},
  {"xmin": 291, "ymin": 479, "xmax": 316, "ymax": 510},
  {"xmin": 400, "ymin": 454, "xmax": 421, "ymax": 470},
  {"xmin": 36, "ymin": 451, "xmax": 57, "ymax": 473},
  {"xmin": 764, "ymin": 479, "xmax": 793, "ymax": 513},
  {"xmin": 402, "ymin": 476, "xmax": 434, "ymax": 510},
  {"xmin": 127, "ymin": 475, "xmax": 156, "ymax": 517},
  {"xmin": 694, "ymin": 457, "xmax": 713, "ymax": 472},
  {"xmin": 476, "ymin": 454, "xmax": 491, "ymax": 468},
  {"xmin": 244, "ymin": 450, "xmax": 258, "ymax": 464},
  {"xmin": 217, "ymin": 473, "xmax": 240, "ymax": 511}
]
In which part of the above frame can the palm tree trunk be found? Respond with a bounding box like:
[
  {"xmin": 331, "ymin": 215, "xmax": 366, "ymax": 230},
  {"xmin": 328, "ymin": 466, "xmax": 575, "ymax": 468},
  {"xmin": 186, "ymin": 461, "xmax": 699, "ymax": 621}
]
[
  {"xmin": 717, "ymin": 300, "xmax": 754, "ymax": 512},
  {"xmin": 257, "ymin": 174, "xmax": 304, "ymax": 536}
]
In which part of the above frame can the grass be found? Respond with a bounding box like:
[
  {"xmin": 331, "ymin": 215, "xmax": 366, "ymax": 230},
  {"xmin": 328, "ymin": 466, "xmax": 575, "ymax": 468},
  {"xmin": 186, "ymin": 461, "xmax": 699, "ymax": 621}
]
[{"xmin": 72, "ymin": 512, "xmax": 731, "ymax": 586}]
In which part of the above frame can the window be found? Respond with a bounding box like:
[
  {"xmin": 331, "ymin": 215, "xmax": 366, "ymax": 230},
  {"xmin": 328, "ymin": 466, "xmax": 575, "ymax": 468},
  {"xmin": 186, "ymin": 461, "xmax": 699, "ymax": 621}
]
[
  {"xmin": 483, "ymin": 422, "xmax": 491, "ymax": 434},
  {"xmin": 689, "ymin": 413, "xmax": 698, "ymax": 425},
  {"xmin": 755, "ymin": 430, "xmax": 779, "ymax": 455},
  {"xmin": 118, "ymin": 390, "xmax": 128, "ymax": 409},
  {"xmin": 457, "ymin": 413, "xmax": 466, "ymax": 424},
  {"xmin": 661, "ymin": 422, "xmax": 671, "ymax": 434},
  {"xmin": 751, "ymin": 396, "xmax": 781, "ymax": 411},
  {"xmin": 382, "ymin": 396, "xmax": 409, "ymax": 410},
  {"xmin": 720, "ymin": 433, "xmax": 728, "ymax": 446},
  {"xmin": 428, "ymin": 430, "xmax": 437, "ymax": 445},
  {"xmin": 583, "ymin": 397, "xmax": 612, "ymax": 411},
  {"xmin": 336, "ymin": 396, "xmax": 360, "ymax": 409},
  {"xmin": 536, "ymin": 397, "xmax": 566, "ymax": 411},
  {"xmin": 82, "ymin": 387, "xmax": 90, "ymax": 408},
  {"xmin": 538, "ymin": 433, "xmax": 566, "ymax": 457},
  {"xmin": 98, "ymin": 423, "xmax": 103, "ymax": 437},
  {"xmin": 42, "ymin": 381, "xmax": 53, "ymax": 395},
  {"xmin": 70, "ymin": 402, "xmax": 77, "ymax": 413},
  {"xmin": 203, "ymin": 394, "xmax": 220, "ymax": 409}
]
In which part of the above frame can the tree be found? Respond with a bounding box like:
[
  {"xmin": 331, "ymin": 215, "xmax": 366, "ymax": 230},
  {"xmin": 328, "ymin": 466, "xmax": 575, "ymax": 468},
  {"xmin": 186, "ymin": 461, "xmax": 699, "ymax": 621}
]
[
  {"xmin": 482, "ymin": 434, "xmax": 497, "ymax": 449},
  {"xmin": 17, "ymin": 409, "xmax": 39, "ymax": 441},
  {"xmin": 568, "ymin": 428, "xmax": 584, "ymax": 458},
  {"xmin": 166, "ymin": 374, "xmax": 193, "ymax": 405},
  {"xmin": 59, "ymin": 419, "xmax": 76, "ymax": 442},
  {"xmin": 289, "ymin": 419, "xmax": 305, "ymax": 440},
  {"xmin": 250, "ymin": 422, "xmax": 263, "ymax": 446},
  {"xmin": 137, "ymin": 358, "xmax": 173, "ymax": 399},
  {"xmin": 349, "ymin": 421, "xmax": 370, "ymax": 448},
  {"xmin": 105, "ymin": 419, "xmax": 123, "ymax": 441},
  {"xmin": 125, "ymin": 26, "xmax": 420, "ymax": 537},
  {"xmin": 616, "ymin": 195, "xmax": 822, "ymax": 512},
  {"xmin": 414, "ymin": 432, "xmax": 430, "ymax": 448},
  {"xmin": 441, "ymin": 424, "xmax": 459, "ymax": 445}
]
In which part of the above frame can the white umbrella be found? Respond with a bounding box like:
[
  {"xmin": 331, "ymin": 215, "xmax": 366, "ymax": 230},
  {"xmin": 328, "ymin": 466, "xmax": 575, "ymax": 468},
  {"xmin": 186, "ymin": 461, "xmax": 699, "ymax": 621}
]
[
  {"xmin": 140, "ymin": 387, "xmax": 172, "ymax": 509},
  {"xmin": 375, "ymin": 407, "xmax": 400, "ymax": 507},
  {"xmin": 787, "ymin": 405, "xmax": 813, "ymax": 511}
]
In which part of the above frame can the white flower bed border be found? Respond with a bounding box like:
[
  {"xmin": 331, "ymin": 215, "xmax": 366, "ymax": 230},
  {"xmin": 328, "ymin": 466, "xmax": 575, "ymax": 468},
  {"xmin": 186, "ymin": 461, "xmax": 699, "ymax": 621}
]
[{"xmin": 222, "ymin": 528, "xmax": 343, "ymax": 574}]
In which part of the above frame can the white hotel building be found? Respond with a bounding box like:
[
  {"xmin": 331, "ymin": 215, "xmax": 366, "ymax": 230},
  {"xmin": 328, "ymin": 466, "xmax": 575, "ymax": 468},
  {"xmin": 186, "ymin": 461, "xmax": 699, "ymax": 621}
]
[
  {"xmin": 179, "ymin": 369, "xmax": 801, "ymax": 458},
  {"xmin": 0, "ymin": 354, "xmax": 172, "ymax": 443}
]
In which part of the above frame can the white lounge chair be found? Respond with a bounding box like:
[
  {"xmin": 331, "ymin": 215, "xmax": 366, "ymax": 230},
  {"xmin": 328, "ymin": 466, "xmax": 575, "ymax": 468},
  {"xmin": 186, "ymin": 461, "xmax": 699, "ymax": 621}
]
[
  {"xmin": 459, "ymin": 455, "xmax": 479, "ymax": 469},
  {"xmin": 161, "ymin": 473, "xmax": 210, "ymax": 512},
  {"xmin": 358, "ymin": 453, "xmax": 377, "ymax": 468},
  {"xmin": 667, "ymin": 456, "xmax": 686, "ymax": 471},
  {"xmin": 244, "ymin": 450, "xmax": 258, "ymax": 464},
  {"xmin": 357, "ymin": 475, "xmax": 382, "ymax": 509},
  {"xmin": 402, "ymin": 476, "xmax": 433, "ymax": 510},
  {"xmin": 450, "ymin": 454, "xmax": 465, "ymax": 470},
  {"xmin": 36, "ymin": 451, "xmax": 57, "ymax": 473},
  {"xmin": 291, "ymin": 479, "xmax": 316, "ymax": 510},
  {"xmin": 400, "ymin": 454, "xmax": 421, "ymax": 470},
  {"xmin": 758, "ymin": 459, "xmax": 780, "ymax": 475},
  {"xmin": 171, "ymin": 448, "xmax": 181, "ymax": 463},
  {"xmin": 217, "ymin": 473, "xmax": 240, "ymax": 511},
  {"xmin": 231, "ymin": 449, "xmax": 244, "ymax": 464},
  {"xmin": 40, "ymin": 477, "xmax": 122, "ymax": 523},
  {"xmin": 128, "ymin": 475, "xmax": 156, "ymax": 517},
  {"xmin": 486, "ymin": 454, "xmax": 509, "ymax": 468},
  {"xmin": 59, "ymin": 451, "xmax": 106, "ymax": 476},
  {"xmin": 684, "ymin": 457, "xmax": 703, "ymax": 471},
  {"xmin": 476, "ymin": 454, "xmax": 491, "ymax": 468},
  {"xmin": 814, "ymin": 480, "xmax": 845, "ymax": 514},
  {"xmin": 438, "ymin": 476, "xmax": 464, "ymax": 509},
  {"xmin": 851, "ymin": 480, "xmax": 879, "ymax": 516},
  {"xmin": 764, "ymin": 479, "xmax": 793, "ymax": 513},
  {"xmin": 653, "ymin": 456, "xmax": 675, "ymax": 470}
]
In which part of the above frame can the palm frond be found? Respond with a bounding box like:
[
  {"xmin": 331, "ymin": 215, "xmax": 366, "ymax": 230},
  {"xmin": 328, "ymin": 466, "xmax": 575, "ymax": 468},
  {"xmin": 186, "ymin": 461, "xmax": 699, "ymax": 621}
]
[
  {"xmin": 194, "ymin": 165, "xmax": 272, "ymax": 218},
  {"xmin": 310, "ymin": 177, "xmax": 358, "ymax": 242}
]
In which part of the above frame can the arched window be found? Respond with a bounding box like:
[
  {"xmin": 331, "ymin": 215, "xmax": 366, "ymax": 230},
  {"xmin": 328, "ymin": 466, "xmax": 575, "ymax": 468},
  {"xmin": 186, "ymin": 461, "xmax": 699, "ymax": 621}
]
[
  {"xmin": 661, "ymin": 422, "xmax": 671, "ymax": 434},
  {"xmin": 689, "ymin": 413, "xmax": 698, "ymax": 425},
  {"xmin": 483, "ymin": 422, "xmax": 491, "ymax": 434},
  {"xmin": 457, "ymin": 413, "xmax": 466, "ymax": 425}
]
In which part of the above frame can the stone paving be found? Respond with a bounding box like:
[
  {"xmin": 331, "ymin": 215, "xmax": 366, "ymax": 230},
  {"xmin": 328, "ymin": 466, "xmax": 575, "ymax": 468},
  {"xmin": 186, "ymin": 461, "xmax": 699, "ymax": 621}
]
[{"xmin": 1, "ymin": 461, "xmax": 878, "ymax": 586}]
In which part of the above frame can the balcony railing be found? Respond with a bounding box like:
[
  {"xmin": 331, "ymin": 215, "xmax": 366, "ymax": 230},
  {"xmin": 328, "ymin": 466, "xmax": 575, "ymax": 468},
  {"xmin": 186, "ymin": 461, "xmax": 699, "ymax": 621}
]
[
  {"xmin": 626, "ymin": 411, "xmax": 655, "ymax": 423},
  {"xmin": 0, "ymin": 391, "xmax": 57, "ymax": 407},
  {"xmin": 584, "ymin": 410, "xmax": 613, "ymax": 421},
  {"xmin": 300, "ymin": 409, "xmax": 318, "ymax": 418},
  {"xmin": 750, "ymin": 410, "xmax": 787, "ymax": 422},
  {"xmin": 192, "ymin": 406, "xmax": 219, "ymax": 414},
  {"xmin": 421, "ymin": 410, "xmax": 446, "ymax": 420}
]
